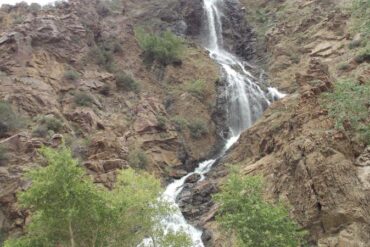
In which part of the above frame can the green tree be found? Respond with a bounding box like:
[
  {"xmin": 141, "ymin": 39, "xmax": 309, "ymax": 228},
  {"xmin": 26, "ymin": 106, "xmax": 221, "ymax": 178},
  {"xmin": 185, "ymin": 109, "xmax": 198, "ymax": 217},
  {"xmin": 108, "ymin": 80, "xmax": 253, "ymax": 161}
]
[
  {"xmin": 4, "ymin": 147, "xmax": 191, "ymax": 247},
  {"xmin": 214, "ymin": 170, "xmax": 306, "ymax": 247}
]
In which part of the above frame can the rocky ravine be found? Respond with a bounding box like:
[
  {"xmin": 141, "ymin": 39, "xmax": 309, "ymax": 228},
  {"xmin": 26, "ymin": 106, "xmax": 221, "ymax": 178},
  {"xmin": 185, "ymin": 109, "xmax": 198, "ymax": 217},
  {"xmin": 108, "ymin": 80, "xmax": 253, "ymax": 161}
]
[
  {"xmin": 0, "ymin": 0, "xmax": 227, "ymax": 240},
  {"xmin": 0, "ymin": 0, "xmax": 369, "ymax": 246},
  {"xmin": 177, "ymin": 0, "xmax": 370, "ymax": 247}
]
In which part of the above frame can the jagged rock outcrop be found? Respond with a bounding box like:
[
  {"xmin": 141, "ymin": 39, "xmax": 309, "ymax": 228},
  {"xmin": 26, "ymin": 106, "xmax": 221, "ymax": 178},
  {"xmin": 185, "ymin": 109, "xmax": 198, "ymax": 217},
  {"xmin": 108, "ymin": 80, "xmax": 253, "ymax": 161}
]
[
  {"xmin": 179, "ymin": 56, "xmax": 370, "ymax": 247},
  {"xmin": 0, "ymin": 0, "xmax": 222, "ymax": 239}
]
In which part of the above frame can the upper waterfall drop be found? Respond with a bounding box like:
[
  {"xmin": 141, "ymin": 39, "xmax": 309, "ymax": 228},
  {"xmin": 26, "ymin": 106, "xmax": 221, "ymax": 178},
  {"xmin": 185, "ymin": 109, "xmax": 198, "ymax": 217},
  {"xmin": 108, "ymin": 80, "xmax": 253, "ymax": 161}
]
[{"xmin": 203, "ymin": 0, "xmax": 271, "ymax": 137}]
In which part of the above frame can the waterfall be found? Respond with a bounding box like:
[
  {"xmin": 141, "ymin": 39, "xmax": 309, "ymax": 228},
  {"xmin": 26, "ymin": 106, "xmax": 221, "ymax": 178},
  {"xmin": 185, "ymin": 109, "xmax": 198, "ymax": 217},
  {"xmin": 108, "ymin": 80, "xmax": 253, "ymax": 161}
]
[{"xmin": 140, "ymin": 0, "xmax": 284, "ymax": 246}]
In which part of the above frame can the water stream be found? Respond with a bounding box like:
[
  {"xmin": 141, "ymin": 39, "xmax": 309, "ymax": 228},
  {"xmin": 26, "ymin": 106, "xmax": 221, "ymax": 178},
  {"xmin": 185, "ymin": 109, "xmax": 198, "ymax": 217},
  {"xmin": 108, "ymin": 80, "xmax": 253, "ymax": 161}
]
[{"xmin": 142, "ymin": 0, "xmax": 284, "ymax": 246}]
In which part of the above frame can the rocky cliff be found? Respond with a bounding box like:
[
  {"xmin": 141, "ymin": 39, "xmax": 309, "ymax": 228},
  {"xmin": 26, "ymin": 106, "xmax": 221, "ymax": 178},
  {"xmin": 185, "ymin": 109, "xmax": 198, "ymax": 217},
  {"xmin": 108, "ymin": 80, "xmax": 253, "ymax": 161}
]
[
  {"xmin": 0, "ymin": 0, "xmax": 369, "ymax": 246},
  {"xmin": 176, "ymin": 0, "xmax": 370, "ymax": 246},
  {"xmin": 0, "ymin": 0, "xmax": 224, "ymax": 240}
]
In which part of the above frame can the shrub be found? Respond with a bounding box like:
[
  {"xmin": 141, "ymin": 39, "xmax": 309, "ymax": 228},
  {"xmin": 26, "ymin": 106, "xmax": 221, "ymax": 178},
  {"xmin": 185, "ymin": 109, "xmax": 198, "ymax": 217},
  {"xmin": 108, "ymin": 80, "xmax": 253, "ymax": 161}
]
[
  {"xmin": 349, "ymin": 39, "xmax": 362, "ymax": 49},
  {"xmin": 0, "ymin": 145, "xmax": 8, "ymax": 165},
  {"xmin": 99, "ymin": 85, "xmax": 111, "ymax": 96},
  {"xmin": 188, "ymin": 119, "xmax": 208, "ymax": 139},
  {"xmin": 0, "ymin": 101, "xmax": 22, "ymax": 137},
  {"xmin": 186, "ymin": 80, "xmax": 206, "ymax": 98},
  {"xmin": 135, "ymin": 28, "xmax": 185, "ymax": 65},
  {"xmin": 354, "ymin": 45, "xmax": 370, "ymax": 63},
  {"xmin": 96, "ymin": 0, "xmax": 122, "ymax": 16},
  {"xmin": 32, "ymin": 115, "xmax": 63, "ymax": 138},
  {"xmin": 115, "ymin": 72, "xmax": 140, "ymax": 92},
  {"xmin": 337, "ymin": 62, "xmax": 350, "ymax": 71},
  {"xmin": 321, "ymin": 79, "xmax": 370, "ymax": 144},
  {"xmin": 32, "ymin": 124, "xmax": 49, "ymax": 138},
  {"xmin": 351, "ymin": 0, "xmax": 370, "ymax": 37},
  {"xmin": 74, "ymin": 92, "xmax": 94, "ymax": 107},
  {"xmin": 101, "ymin": 38, "xmax": 123, "ymax": 54},
  {"xmin": 29, "ymin": 3, "xmax": 41, "ymax": 13},
  {"xmin": 171, "ymin": 116, "xmax": 188, "ymax": 132},
  {"xmin": 157, "ymin": 115, "xmax": 167, "ymax": 130},
  {"xmin": 63, "ymin": 70, "xmax": 80, "ymax": 81},
  {"xmin": 88, "ymin": 46, "xmax": 115, "ymax": 71},
  {"xmin": 128, "ymin": 149, "xmax": 148, "ymax": 169},
  {"xmin": 96, "ymin": 1, "xmax": 112, "ymax": 17},
  {"xmin": 214, "ymin": 170, "xmax": 307, "ymax": 247}
]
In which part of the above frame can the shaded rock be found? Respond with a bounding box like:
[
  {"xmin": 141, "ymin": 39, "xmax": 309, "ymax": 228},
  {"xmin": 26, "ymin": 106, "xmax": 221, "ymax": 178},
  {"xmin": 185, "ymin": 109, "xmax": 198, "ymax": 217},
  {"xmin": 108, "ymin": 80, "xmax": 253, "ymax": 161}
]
[
  {"xmin": 169, "ymin": 169, "xmax": 187, "ymax": 179},
  {"xmin": 185, "ymin": 173, "xmax": 201, "ymax": 184}
]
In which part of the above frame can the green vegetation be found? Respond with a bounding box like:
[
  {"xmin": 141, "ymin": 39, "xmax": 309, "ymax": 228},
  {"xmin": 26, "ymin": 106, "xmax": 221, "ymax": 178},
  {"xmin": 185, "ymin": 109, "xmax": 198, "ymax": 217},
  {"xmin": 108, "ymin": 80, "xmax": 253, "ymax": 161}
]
[
  {"xmin": 128, "ymin": 149, "xmax": 149, "ymax": 169},
  {"xmin": 74, "ymin": 92, "xmax": 94, "ymax": 107},
  {"xmin": 0, "ymin": 101, "xmax": 23, "ymax": 137},
  {"xmin": 88, "ymin": 37, "xmax": 123, "ymax": 72},
  {"xmin": 354, "ymin": 46, "xmax": 370, "ymax": 63},
  {"xmin": 171, "ymin": 116, "xmax": 188, "ymax": 132},
  {"xmin": 214, "ymin": 170, "xmax": 307, "ymax": 247},
  {"xmin": 135, "ymin": 28, "xmax": 185, "ymax": 65},
  {"xmin": 351, "ymin": 0, "xmax": 370, "ymax": 37},
  {"xmin": 88, "ymin": 46, "xmax": 115, "ymax": 72},
  {"xmin": 186, "ymin": 80, "xmax": 206, "ymax": 98},
  {"xmin": 96, "ymin": 0, "xmax": 123, "ymax": 16},
  {"xmin": 0, "ymin": 145, "xmax": 8, "ymax": 165},
  {"xmin": 63, "ymin": 70, "xmax": 80, "ymax": 81},
  {"xmin": 32, "ymin": 115, "xmax": 63, "ymax": 138},
  {"xmin": 156, "ymin": 115, "xmax": 167, "ymax": 130},
  {"xmin": 322, "ymin": 79, "xmax": 370, "ymax": 144},
  {"xmin": 337, "ymin": 62, "xmax": 350, "ymax": 71},
  {"xmin": 351, "ymin": 0, "xmax": 370, "ymax": 63},
  {"xmin": 188, "ymin": 119, "xmax": 208, "ymax": 139},
  {"xmin": 115, "ymin": 72, "xmax": 140, "ymax": 92},
  {"xmin": 4, "ymin": 147, "xmax": 191, "ymax": 247},
  {"xmin": 29, "ymin": 3, "xmax": 41, "ymax": 13},
  {"xmin": 99, "ymin": 85, "xmax": 111, "ymax": 96}
]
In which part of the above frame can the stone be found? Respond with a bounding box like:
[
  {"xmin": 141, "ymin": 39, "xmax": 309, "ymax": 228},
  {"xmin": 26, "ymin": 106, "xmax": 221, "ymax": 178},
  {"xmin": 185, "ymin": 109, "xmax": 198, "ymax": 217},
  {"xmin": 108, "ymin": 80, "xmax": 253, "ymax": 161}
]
[{"xmin": 185, "ymin": 173, "xmax": 201, "ymax": 183}]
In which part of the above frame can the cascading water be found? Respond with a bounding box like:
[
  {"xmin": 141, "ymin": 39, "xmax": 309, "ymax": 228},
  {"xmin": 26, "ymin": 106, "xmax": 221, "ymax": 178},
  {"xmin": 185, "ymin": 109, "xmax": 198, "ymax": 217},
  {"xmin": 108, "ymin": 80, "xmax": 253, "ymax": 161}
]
[{"xmin": 141, "ymin": 0, "xmax": 285, "ymax": 246}]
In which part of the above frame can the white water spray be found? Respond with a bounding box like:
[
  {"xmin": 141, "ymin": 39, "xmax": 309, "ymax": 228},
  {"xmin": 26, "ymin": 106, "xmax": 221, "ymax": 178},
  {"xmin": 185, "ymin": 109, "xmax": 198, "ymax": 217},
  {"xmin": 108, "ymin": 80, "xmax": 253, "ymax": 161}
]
[{"xmin": 141, "ymin": 0, "xmax": 284, "ymax": 246}]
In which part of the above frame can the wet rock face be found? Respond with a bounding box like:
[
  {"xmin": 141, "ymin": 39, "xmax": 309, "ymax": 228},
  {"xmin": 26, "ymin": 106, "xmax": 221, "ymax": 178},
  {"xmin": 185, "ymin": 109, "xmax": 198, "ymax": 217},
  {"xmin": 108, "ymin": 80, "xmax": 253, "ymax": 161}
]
[
  {"xmin": 177, "ymin": 180, "xmax": 218, "ymax": 224},
  {"xmin": 221, "ymin": 0, "xmax": 255, "ymax": 60},
  {"xmin": 176, "ymin": 0, "xmax": 204, "ymax": 37}
]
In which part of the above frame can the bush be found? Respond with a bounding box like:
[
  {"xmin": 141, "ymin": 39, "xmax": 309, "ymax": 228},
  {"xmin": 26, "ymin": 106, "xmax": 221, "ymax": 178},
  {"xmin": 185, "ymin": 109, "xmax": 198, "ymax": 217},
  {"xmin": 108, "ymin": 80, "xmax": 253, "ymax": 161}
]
[
  {"xmin": 3, "ymin": 147, "xmax": 191, "ymax": 247},
  {"xmin": 88, "ymin": 46, "xmax": 115, "ymax": 71},
  {"xmin": 156, "ymin": 115, "xmax": 167, "ymax": 130},
  {"xmin": 32, "ymin": 124, "xmax": 49, "ymax": 138},
  {"xmin": 0, "ymin": 101, "xmax": 22, "ymax": 137},
  {"xmin": 0, "ymin": 145, "xmax": 8, "ymax": 165},
  {"xmin": 186, "ymin": 80, "xmax": 206, "ymax": 98},
  {"xmin": 188, "ymin": 119, "xmax": 208, "ymax": 139},
  {"xmin": 99, "ymin": 85, "xmax": 111, "ymax": 96},
  {"xmin": 351, "ymin": 0, "xmax": 370, "ymax": 37},
  {"xmin": 74, "ymin": 92, "xmax": 94, "ymax": 107},
  {"xmin": 354, "ymin": 45, "xmax": 370, "ymax": 63},
  {"xmin": 321, "ymin": 80, "xmax": 370, "ymax": 144},
  {"xmin": 171, "ymin": 116, "xmax": 188, "ymax": 132},
  {"xmin": 32, "ymin": 115, "xmax": 63, "ymax": 138},
  {"xmin": 101, "ymin": 38, "xmax": 123, "ymax": 54},
  {"xmin": 135, "ymin": 28, "xmax": 185, "ymax": 65},
  {"xmin": 337, "ymin": 62, "xmax": 350, "ymax": 71},
  {"xmin": 128, "ymin": 149, "xmax": 148, "ymax": 169},
  {"xmin": 29, "ymin": 3, "xmax": 41, "ymax": 13},
  {"xmin": 214, "ymin": 171, "xmax": 307, "ymax": 247},
  {"xmin": 63, "ymin": 70, "xmax": 80, "ymax": 81},
  {"xmin": 115, "ymin": 72, "xmax": 140, "ymax": 92},
  {"xmin": 96, "ymin": 0, "xmax": 122, "ymax": 16}
]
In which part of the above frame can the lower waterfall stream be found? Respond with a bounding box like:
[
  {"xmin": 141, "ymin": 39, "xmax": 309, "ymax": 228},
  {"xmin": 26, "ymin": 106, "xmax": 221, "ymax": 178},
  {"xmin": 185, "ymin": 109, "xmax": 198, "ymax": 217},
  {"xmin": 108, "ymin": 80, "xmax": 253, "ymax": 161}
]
[{"xmin": 141, "ymin": 0, "xmax": 285, "ymax": 246}]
